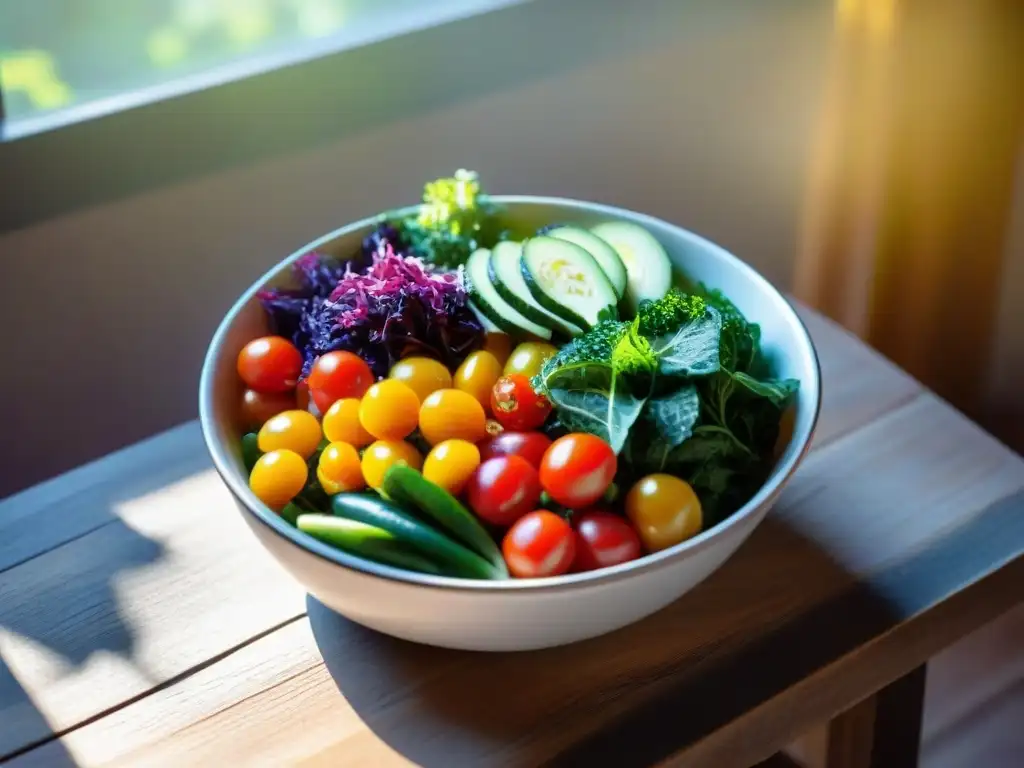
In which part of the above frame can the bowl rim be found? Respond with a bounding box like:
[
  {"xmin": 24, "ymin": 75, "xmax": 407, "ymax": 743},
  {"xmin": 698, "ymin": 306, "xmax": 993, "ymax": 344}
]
[{"xmin": 199, "ymin": 195, "xmax": 822, "ymax": 593}]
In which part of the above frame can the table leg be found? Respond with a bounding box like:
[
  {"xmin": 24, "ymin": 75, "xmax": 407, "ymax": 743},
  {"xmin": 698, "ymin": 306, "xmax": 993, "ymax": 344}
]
[{"xmin": 825, "ymin": 665, "xmax": 927, "ymax": 768}]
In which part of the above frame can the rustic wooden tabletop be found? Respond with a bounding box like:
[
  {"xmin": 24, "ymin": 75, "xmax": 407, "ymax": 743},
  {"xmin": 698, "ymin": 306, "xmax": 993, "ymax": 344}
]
[{"xmin": 1, "ymin": 307, "xmax": 1022, "ymax": 768}]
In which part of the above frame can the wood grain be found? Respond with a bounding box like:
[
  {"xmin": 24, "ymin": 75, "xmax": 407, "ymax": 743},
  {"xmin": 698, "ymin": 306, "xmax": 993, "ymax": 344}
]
[
  {"xmin": 2, "ymin": 308, "xmax": 1022, "ymax": 768},
  {"xmin": 0, "ymin": 454, "xmax": 306, "ymax": 756}
]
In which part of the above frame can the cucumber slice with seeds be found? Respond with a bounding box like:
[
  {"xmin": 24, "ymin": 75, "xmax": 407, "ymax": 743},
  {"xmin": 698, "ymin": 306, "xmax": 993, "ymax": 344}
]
[
  {"xmin": 466, "ymin": 248, "xmax": 552, "ymax": 340},
  {"xmin": 521, "ymin": 237, "xmax": 618, "ymax": 329},
  {"xmin": 546, "ymin": 226, "xmax": 628, "ymax": 300},
  {"xmin": 488, "ymin": 241, "xmax": 582, "ymax": 337}
]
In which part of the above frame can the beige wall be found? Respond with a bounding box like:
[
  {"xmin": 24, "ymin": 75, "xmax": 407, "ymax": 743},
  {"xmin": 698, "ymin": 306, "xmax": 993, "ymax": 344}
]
[{"xmin": 0, "ymin": 3, "xmax": 832, "ymax": 495}]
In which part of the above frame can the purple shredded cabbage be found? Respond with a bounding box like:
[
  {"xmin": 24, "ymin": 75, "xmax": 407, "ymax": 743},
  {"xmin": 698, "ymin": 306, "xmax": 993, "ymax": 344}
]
[{"xmin": 258, "ymin": 243, "xmax": 483, "ymax": 379}]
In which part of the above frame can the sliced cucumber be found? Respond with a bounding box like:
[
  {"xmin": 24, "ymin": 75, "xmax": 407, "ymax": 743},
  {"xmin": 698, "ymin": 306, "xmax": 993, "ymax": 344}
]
[
  {"xmin": 488, "ymin": 241, "xmax": 583, "ymax": 337},
  {"xmin": 468, "ymin": 300, "xmax": 500, "ymax": 332},
  {"xmin": 465, "ymin": 248, "xmax": 552, "ymax": 340},
  {"xmin": 589, "ymin": 221, "xmax": 672, "ymax": 314},
  {"xmin": 545, "ymin": 226, "xmax": 628, "ymax": 300},
  {"xmin": 521, "ymin": 236, "xmax": 618, "ymax": 329}
]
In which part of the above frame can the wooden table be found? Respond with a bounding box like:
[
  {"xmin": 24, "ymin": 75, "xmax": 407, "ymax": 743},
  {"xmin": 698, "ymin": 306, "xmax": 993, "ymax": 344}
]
[{"xmin": 1, "ymin": 307, "xmax": 1022, "ymax": 768}]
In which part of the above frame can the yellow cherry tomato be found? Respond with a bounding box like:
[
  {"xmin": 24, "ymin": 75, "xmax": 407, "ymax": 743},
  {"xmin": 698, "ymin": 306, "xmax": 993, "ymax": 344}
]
[
  {"xmin": 482, "ymin": 333, "xmax": 513, "ymax": 366},
  {"xmin": 359, "ymin": 380, "xmax": 420, "ymax": 440},
  {"xmin": 388, "ymin": 356, "xmax": 452, "ymax": 403},
  {"xmin": 454, "ymin": 350, "xmax": 503, "ymax": 409},
  {"xmin": 419, "ymin": 388, "xmax": 487, "ymax": 445},
  {"xmin": 361, "ymin": 440, "xmax": 423, "ymax": 489},
  {"xmin": 249, "ymin": 449, "xmax": 308, "ymax": 510},
  {"xmin": 322, "ymin": 398, "xmax": 373, "ymax": 447},
  {"xmin": 423, "ymin": 439, "xmax": 481, "ymax": 495},
  {"xmin": 317, "ymin": 441, "xmax": 365, "ymax": 494},
  {"xmin": 503, "ymin": 341, "xmax": 559, "ymax": 379},
  {"xmin": 257, "ymin": 409, "xmax": 322, "ymax": 459},
  {"xmin": 625, "ymin": 474, "xmax": 703, "ymax": 552}
]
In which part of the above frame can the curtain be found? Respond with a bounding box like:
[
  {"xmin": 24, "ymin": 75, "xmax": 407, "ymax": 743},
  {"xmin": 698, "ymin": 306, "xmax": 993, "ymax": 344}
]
[{"xmin": 794, "ymin": 0, "xmax": 1024, "ymax": 419}]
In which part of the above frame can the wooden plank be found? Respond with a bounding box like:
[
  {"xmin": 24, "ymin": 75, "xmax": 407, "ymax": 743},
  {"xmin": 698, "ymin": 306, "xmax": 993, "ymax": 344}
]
[
  {"xmin": 0, "ymin": 423, "xmax": 209, "ymax": 573},
  {"xmin": 10, "ymin": 387, "xmax": 1023, "ymax": 768},
  {"xmin": 0, "ymin": 463, "xmax": 307, "ymax": 757}
]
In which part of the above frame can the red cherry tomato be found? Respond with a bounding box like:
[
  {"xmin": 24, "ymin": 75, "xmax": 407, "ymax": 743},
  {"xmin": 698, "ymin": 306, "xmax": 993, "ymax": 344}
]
[
  {"xmin": 306, "ymin": 351, "xmax": 374, "ymax": 413},
  {"xmin": 572, "ymin": 508, "xmax": 642, "ymax": 572},
  {"xmin": 539, "ymin": 433, "xmax": 617, "ymax": 508},
  {"xmin": 502, "ymin": 510, "xmax": 575, "ymax": 578},
  {"xmin": 240, "ymin": 388, "xmax": 296, "ymax": 430},
  {"xmin": 237, "ymin": 336, "xmax": 302, "ymax": 394},
  {"xmin": 490, "ymin": 374, "xmax": 552, "ymax": 431},
  {"xmin": 465, "ymin": 455, "xmax": 542, "ymax": 527},
  {"xmin": 478, "ymin": 431, "xmax": 552, "ymax": 469}
]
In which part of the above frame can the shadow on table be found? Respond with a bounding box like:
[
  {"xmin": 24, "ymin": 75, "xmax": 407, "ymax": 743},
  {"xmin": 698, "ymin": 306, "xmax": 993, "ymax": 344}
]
[
  {"xmin": 308, "ymin": 515, "xmax": 914, "ymax": 768},
  {"xmin": 0, "ymin": 657, "xmax": 78, "ymax": 767},
  {"xmin": 0, "ymin": 518, "xmax": 167, "ymax": 763}
]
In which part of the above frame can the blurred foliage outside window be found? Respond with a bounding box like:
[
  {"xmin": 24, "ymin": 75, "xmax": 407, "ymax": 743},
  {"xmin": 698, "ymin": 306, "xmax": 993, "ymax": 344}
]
[{"xmin": 0, "ymin": 0, "xmax": 400, "ymax": 121}]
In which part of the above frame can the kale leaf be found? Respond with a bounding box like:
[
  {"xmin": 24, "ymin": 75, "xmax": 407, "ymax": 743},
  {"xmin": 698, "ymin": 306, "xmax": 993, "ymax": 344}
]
[
  {"xmin": 537, "ymin": 285, "xmax": 799, "ymax": 528},
  {"xmin": 537, "ymin": 320, "xmax": 657, "ymax": 452}
]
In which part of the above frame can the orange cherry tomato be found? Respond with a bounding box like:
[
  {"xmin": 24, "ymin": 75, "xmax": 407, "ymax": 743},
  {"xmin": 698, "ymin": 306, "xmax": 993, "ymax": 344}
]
[
  {"xmin": 359, "ymin": 380, "xmax": 420, "ymax": 440},
  {"xmin": 455, "ymin": 350, "xmax": 503, "ymax": 410},
  {"xmin": 625, "ymin": 474, "xmax": 702, "ymax": 552},
  {"xmin": 249, "ymin": 449, "xmax": 308, "ymax": 510},
  {"xmin": 418, "ymin": 389, "xmax": 487, "ymax": 445},
  {"xmin": 423, "ymin": 439, "xmax": 481, "ymax": 495},
  {"xmin": 322, "ymin": 398, "xmax": 373, "ymax": 447},
  {"xmin": 317, "ymin": 442, "xmax": 365, "ymax": 494},
  {"xmin": 361, "ymin": 440, "xmax": 423, "ymax": 489},
  {"xmin": 257, "ymin": 409, "xmax": 322, "ymax": 459},
  {"xmin": 389, "ymin": 357, "xmax": 452, "ymax": 403}
]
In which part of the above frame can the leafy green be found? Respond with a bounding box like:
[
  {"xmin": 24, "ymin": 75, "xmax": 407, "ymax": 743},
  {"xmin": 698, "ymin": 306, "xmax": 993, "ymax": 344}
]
[
  {"xmin": 537, "ymin": 320, "xmax": 656, "ymax": 452},
  {"xmin": 539, "ymin": 285, "xmax": 800, "ymax": 529},
  {"xmin": 730, "ymin": 371, "xmax": 799, "ymax": 407},
  {"xmin": 388, "ymin": 169, "xmax": 504, "ymax": 268},
  {"xmin": 622, "ymin": 386, "xmax": 701, "ymax": 473},
  {"xmin": 649, "ymin": 307, "xmax": 721, "ymax": 377}
]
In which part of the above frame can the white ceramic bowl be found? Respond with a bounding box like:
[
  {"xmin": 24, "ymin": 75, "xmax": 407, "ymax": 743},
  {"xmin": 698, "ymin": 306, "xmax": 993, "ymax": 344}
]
[{"xmin": 199, "ymin": 197, "xmax": 821, "ymax": 652}]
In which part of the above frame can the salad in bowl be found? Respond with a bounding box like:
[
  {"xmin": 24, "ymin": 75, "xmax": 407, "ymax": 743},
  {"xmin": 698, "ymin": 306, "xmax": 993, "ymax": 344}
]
[{"xmin": 200, "ymin": 170, "xmax": 820, "ymax": 650}]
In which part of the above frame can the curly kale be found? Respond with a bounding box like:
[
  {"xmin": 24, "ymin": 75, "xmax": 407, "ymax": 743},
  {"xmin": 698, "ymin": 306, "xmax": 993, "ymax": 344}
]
[
  {"xmin": 636, "ymin": 290, "xmax": 707, "ymax": 337},
  {"xmin": 389, "ymin": 169, "xmax": 504, "ymax": 268}
]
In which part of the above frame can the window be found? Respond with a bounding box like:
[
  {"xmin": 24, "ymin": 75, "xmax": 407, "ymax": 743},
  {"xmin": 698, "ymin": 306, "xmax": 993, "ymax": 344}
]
[{"xmin": 0, "ymin": 0, "xmax": 526, "ymax": 134}]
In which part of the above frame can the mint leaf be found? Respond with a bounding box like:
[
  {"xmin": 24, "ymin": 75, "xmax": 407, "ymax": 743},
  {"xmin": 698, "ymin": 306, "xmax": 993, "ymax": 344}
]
[{"xmin": 650, "ymin": 306, "xmax": 722, "ymax": 377}]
